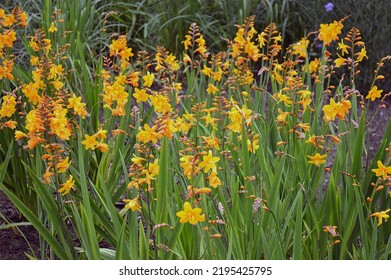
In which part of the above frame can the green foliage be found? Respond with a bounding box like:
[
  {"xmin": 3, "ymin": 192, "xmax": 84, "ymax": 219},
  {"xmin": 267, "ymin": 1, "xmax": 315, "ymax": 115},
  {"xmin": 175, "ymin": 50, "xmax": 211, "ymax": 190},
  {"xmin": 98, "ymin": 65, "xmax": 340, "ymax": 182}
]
[{"xmin": 1, "ymin": 1, "xmax": 391, "ymax": 261}]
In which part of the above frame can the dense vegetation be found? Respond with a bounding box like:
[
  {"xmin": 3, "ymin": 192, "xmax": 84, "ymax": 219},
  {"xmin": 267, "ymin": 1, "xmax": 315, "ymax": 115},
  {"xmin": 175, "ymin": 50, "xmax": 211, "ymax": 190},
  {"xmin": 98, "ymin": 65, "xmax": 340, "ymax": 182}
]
[{"xmin": 1, "ymin": 1, "xmax": 391, "ymax": 260}]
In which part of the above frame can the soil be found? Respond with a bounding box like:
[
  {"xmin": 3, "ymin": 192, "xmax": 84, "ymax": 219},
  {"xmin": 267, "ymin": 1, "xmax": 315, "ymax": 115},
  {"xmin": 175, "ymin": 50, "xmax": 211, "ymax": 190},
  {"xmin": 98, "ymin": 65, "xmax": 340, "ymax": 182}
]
[
  {"xmin": 0, "ymin": 190, "xmax": 40, "ymax": 260},
  {"xmin": 1, "ymin": 99, "xmax": 390, "ymax": 260}
]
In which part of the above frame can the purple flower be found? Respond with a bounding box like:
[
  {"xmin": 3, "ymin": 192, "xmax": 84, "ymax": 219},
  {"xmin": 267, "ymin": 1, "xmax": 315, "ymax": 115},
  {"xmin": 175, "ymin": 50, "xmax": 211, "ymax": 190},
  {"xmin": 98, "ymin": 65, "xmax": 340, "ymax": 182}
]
[{"xmin": 324, "ymin": 2, "xmax": 334, "ymax": 12}]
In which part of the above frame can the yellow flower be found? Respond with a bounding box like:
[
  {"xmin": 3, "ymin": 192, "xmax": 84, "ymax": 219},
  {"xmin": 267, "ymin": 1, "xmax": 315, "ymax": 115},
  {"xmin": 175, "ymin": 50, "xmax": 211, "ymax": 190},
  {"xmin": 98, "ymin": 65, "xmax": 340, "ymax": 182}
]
[
  {"xmin": 123, "ymin": 197, "xmax": 142, "ymax": 212},
  {"xmin": 292, "ymin": 38, "xmax": 309, "ymax": 58},
  {"xmin": 136, "ymin": 123, "xmax": 163, "ymax": 144},
  {"xmin": 276, "ymin": 92, "xmax": 293, "ymax": 106},
  {"xmin": 370, "ymin": 209, "xmax": 390, "ymax": 226},
  {"xmin": 318, "ymin": 20, "xmax": 343, "ymax": 46},
  {"xmin": 150, "ymin": 94, "xmax": 173, "ymax": 114},
  {"xmin": 50, "ymin": 105, "xmax": 71, "ymax": 140},
  {"xmin": 148, "ymin": 159, "xmax": 159, "ymax": 177},
  {"xmin": 180, "ymin": 155, "xmax": 197, "ymax": 179},
  {"xmin": 322, "ymin": 98, "xmax": 351, "ymax": 122},
  {"xmin": 201, "ymin": 65, "xmax": 212, "ymax": 77},
  {"xmin": 59, "ymin": 176, "xmax": 75, "ymax": 195},
  {"xmin": 67, "ymin": 94, "xmax": 87, "ymax": 118},
  {"xmin": 198, "ymin": 150, "xmax": 220, "ymax": 173},
  {"xmin": 25, "ymin": 109, "xmax": 43, "ymax": 136},
  {"xmin": 15, "ymin": 131, "xmax": 28, "ymax": 141},
  {"xmin": 337, "ymin": 100, "xmax": 351, "ymax": 120},
  {"xmin": 257, "ymin": 32, "xmax": 267, "ymax": 48},
  {"xmin": 176, "ymin": 202, "xmax": 206, "ymax": 225},
  {"xmin": 244, "ymin": 41, "xmax": 261, "ymax": 61},
  {"xmin": 372, "ymin": 161, "xmax": 391, "ymax": 179},
  {"xmin": 195, "ymin": 35, "xmax": 207, "ymax": 56},
  {"xmin": 206, "ymin": 83, "xmax": 219, "ymax": 95},
  {"xmin": 303, "ymin": 58, "xmax": 320, "ymax": 74},
  {"xmin": 142, "ymin": 71, "xmax": 154, "ymax": 87},
  {"xmin": 182, "ymin": 34, "xmax": 192, "ymax": 50},
  {"xmin": 2, "ymin": 13, "xmax": 17, "ymax": 27},
  {"xmin": 48, "ymin": 64, "xmax": 64, "ymax": 80},
  {"xmin": 164, "ymin": 53, "xmax": 179, "ymax": 71},
  {"xmin": 50, "ymin": 78, "xmax": 64, "ymax": 91},
  {"xmin": 56, "ymin": 156, "xmax": 71, "ymax": 173},
  {"xmin": 366, "ymin": 86, "xmax": 383, "ymax": 102},
  {"xmin": 208, "ymin": 171, "xmax": 222, "ymax": 188},
  {"xmin": 201, "ymin": 113, "xmax": 218, "ymax": 129},
  {"xmin": 334, "ymin": 56, "xmax": 348, "ymax": 67},
  {"xmin": 43, "ymin": 38, "xmax": 53, "ymax": 52},
  {"xmin": 0, "ymin": 59, "xmax": 14, "ymax": 80},
  {"xmin": 48, "ymin": 22, "xmax": 57, "ymax": 33},
  {"xmin": 296, "ymin": 123, "xmax": 310, "ymax": 132},
  {"xmin": 183, "ymin": 53, "xmax": 191, "ymax": 64},
  {"xmin": 337, "ymin": 39, "xmax": 350, "ymax": 56},
  {"xmin": 247, "ymin": 136, "xmax": 260, "ymax": 153},
  {"xmin": 133, "ymin": 88, "xmax": 149, "ymax": 103},
  {"xmin": 95, "ymin": 128, "xmax": 107, "ymax": 140},
  {"xmin": 109, "ymin": 36, "xmax": 127, "ymax": 56},
  {"xmin": 296, "ymin": 96, "xmax": 312, "ymax": 112},
  {"xmin": 22, "ymin": 82, "xmax": 41, "ymax": 105},
  {"xmin": 0, "ymin": 95, "xmax": 17, "ymax": 118},
  {"xmin": 356, "ymin": 47, "xmax": 367, "ymax": 62},
  {"xmin": 202, "ymin": 135, "xmax": 220, "ymax": 150},
  {"xmin": 227, "ymin": 107, "xmax": 242, "ymax": 133},
  {"xmin": 82, "ymin": 134, "xmax": 98, "ymax": 150},
  {"xmin": 307, "ymin": 153, "xmax": 327, "ymax": 167},
  {"xmin": 276, "ymin": 109, "xmax": 290, "ymax": 124},
  {"xmin": 131, "ymin": 155, "xmax": 146, "ymax": 166},
  {"xmin": 306, "ymin": 135, "xmax": 318, "ymax": 147},
  {"xmin": 119, "ymin": 47, "xmax": 134, "ymax": 61}
]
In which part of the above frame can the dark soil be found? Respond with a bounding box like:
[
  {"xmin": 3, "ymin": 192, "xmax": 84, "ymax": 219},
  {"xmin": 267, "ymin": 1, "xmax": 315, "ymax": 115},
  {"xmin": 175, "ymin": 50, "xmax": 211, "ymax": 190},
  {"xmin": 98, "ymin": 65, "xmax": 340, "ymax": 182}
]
[
  {"xmin": 0, "ymin": 190, "xmax": 40, "ymax": 260},
  {"xmin": 1, "ymin": 99, "xmax": 390, "ymax": 260}
]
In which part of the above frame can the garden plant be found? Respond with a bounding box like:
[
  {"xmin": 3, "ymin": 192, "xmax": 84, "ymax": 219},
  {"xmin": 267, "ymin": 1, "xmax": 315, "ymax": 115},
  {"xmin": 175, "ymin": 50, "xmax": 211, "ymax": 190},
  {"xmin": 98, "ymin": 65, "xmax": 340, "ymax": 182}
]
[{"xmin": 1, "ymin": 3, "xmax": 391, "ymax": 260}]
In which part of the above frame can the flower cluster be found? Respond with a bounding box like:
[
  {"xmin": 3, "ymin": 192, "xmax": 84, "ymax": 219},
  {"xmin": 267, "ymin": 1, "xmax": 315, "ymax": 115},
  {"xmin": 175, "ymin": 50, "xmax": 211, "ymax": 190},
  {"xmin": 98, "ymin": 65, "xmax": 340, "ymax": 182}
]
[{"xmin": 0, "ymin": 7, "xmax": 27, "ymax": 130}]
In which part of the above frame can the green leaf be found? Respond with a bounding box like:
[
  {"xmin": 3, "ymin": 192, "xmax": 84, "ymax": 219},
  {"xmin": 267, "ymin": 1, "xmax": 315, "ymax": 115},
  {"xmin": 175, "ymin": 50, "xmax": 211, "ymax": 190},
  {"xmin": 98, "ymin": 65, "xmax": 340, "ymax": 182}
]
[
  {"xmin": 77, "ymin": 129, "xmax": 100, "ymax": 260},
  {"xmin": 292, "ymin": 191, "xmax": 303, "ymax": 259},
  {"xmin": 115, "ymin": 219, "xmax": 130, "ymax": 260},
  {"xmin": 157, "ymin": 137, "xmax": 169, "ymax": 224},
  {"xmin": 0, "ymin": 183, "xmax": 70, "ymax": 260}
]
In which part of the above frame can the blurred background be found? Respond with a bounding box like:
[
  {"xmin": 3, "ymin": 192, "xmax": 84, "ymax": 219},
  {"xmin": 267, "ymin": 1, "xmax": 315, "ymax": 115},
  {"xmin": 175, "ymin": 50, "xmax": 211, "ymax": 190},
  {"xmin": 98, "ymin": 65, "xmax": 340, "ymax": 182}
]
[{"xmin": 2, "ymin": 0, "xmax": 391, "ymax": 91}]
